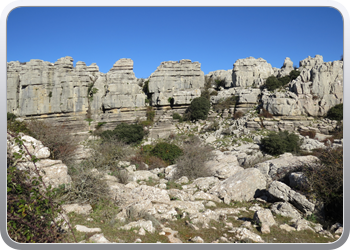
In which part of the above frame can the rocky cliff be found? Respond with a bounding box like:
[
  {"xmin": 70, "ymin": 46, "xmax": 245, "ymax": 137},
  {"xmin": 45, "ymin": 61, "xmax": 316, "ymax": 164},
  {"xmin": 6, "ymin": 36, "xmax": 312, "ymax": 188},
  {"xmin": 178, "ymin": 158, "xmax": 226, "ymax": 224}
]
[{"xmin": 7, "ymin": 55, "xmax": 343, "ymax": 137}]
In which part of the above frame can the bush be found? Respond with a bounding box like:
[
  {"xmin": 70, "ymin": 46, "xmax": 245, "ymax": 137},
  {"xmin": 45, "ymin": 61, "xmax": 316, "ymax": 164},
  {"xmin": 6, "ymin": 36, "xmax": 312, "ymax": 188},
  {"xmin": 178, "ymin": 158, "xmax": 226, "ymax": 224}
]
[
  {"xmin": 214, "ymin": 77, "xmax": 226, "ymax": 90},
  {"xmin": 150, "ymin": 142, "xmax": 183, "ymax": 165},
  {"xmin": 185, "ymin": 97, "xmax": 211, "ymax": 121},
  {"xmin": 326, "ymin": 103, "xmax": 343, "ymax": 121},
  {"xmin": 82, "ymin": 138, "xmax": 133, "ymax": 171},
  {"xmin": 213, "ymin": 96, "xmax": 238, "ymax": 113},
  {"xmin": 7, "ymin": 112, "xmax": 31, "ymax": 135},
  {"xmin": 264, "ymin": 70, "xmax": 300, "ymax": 91},
  {"xmin": 26, "ymin": 120, "xmax": 79, "ymax": 166},
  {"xmin": 101, "ymin": 123, "xmax": 144, "ymax": 144},
  {"xmin": 302, "ymin": 147, "xmax": 343, "ymax": 224},
  {"xmin": 172, "ymin": 112, "xmax": 183, "ymax": 121},
  {"xmin": 261, "ymin": 130, "xmax": 301, "ymax": 155},
  {"xmin": 289, "ymin": 70, "xmax": 300, "ymax": 81},
  {"xmin": 174, "ymin": 136, "xmax": 214, "ymax": 180},
  {"xmin": 264, "ymin": 76, "xmax": 282, "ymax": 91},
  {"xmin": 7, "ymin": 132, "xmax": 72, "ymax": 243}
]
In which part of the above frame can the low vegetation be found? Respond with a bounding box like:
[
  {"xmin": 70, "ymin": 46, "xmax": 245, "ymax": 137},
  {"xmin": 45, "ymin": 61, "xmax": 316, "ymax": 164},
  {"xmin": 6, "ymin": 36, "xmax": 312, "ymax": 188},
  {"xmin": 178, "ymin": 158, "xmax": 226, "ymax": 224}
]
[
  {"xmin": 326, "ymin": 103, "xmax": 343, "ymax": 121},
  {"xmin": 100, "ymin": 123, "xmax": 145, "ymax": 145},
  {"xmin": 184, "ymin": 96, "xmax": 211, "ymax": 121},
  {"xmin": 301, "ymin": 147, "xmax": 343, "ymax": 225},
  {"xmin": 174, "ymin": 136, "xmax": 214, "ymax": 180},
  {"xmin": 260, "ymin": 130, "xmax": 301, "ymax": 155},
  {"xmin": 264, "ymin": 70, "xmax": 301, "ymax": 91}
]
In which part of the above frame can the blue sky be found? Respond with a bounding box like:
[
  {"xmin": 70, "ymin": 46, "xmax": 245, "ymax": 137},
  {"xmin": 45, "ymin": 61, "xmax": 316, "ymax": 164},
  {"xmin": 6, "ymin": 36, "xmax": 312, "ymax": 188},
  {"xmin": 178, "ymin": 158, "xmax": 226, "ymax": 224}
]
[{"xmin": 7, "ymin": 7, "xmax": 343, "ymax": 78}]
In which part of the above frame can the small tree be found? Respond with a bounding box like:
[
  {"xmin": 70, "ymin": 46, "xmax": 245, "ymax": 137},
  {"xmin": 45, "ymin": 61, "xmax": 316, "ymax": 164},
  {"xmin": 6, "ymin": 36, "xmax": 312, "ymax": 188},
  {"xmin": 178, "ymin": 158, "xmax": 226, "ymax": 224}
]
[
  {"xmin": 326, "ymin": 103, "xmax": 343, "ymax": 121},
  {"xmin": 150, "ymin": 142, "xmax": 183, "ymax": 165},
  {"xmin": 186, "ymin": 97, "xmax": 211, "ymax": 121},
  {"xmin": 101, "ymin": 123, "xmax": 144, "ymax": 144},
  {"xmin": 261, "ymin": 130, "xmax": 301, "ymax": 155}
]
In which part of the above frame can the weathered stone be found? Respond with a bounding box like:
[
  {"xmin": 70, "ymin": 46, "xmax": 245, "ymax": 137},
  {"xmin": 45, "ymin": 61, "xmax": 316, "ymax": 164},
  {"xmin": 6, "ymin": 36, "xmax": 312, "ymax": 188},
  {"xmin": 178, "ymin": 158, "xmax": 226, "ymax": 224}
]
[
  {"xmin": 268, "ymin": 181, "xmax": 315, "ymax": 214},
  {"xmin": 206, "ymin": 69, "xmax": 233, "ymax": 88},
  {"xmin": 232, "ymin": 57, "xmax": 274, "ymax": 87},
  {"xmin": 62, "ymin": 204, "xmax": 92, "ymax": 215},
  {"xmin": 148, "ymin": 59, "xmax": 204, "ymax": 106},
  {"xmin": 209, "ymin": 168, "xmax": 266, "ymax": 203},
  {"xmin": 228, "ymin": 227, "xmax": 265, "ymax": 243},
  {"xmin": 253, "ymin": 209, "xmax": 276, "ymax": 227},
  {"xmin": 270, "ymin": 202, "xmax": 302, "ymax": 220},
  {"xmin": 279, "ymin": 223, "xmax": 296, "ymax": 232},
  {"xmin": 75, "ymin": 225, "xmax": 101, "ymax": 233},
  {"xmin": 119, "ymin": 219, "xmax": 155, "ymax": 233},
  {"xmin": 88, "ymin": 233, "xmax": 111, "ymax": 243}
]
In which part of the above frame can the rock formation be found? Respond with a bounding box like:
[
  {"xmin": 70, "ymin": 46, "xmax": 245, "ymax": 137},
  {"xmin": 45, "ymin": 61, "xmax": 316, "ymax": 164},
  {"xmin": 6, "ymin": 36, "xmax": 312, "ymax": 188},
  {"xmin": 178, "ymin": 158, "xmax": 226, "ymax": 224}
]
[
  {"xmin": 148, "ymin": 59, "xmax": 205, "ymax": 106},
  {"xmin": 7, "ymin": 55, "xmax": 343, "ymax": 139},
  {"xmin": 232, "ymin": 57, "xmax": 275, "ymax": 87}
]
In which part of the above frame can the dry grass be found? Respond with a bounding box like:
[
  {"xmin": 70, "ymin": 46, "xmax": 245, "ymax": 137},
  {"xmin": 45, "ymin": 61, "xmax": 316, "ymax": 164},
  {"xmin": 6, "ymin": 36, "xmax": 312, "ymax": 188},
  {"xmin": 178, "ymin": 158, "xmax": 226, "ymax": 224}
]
[
  {"xmin": 26, "ymin": 119, "xmax": 79, "ymax": 166},
  {"xmin": 173, "ymin": 136, "xmax": 214, "ymax": 180}
]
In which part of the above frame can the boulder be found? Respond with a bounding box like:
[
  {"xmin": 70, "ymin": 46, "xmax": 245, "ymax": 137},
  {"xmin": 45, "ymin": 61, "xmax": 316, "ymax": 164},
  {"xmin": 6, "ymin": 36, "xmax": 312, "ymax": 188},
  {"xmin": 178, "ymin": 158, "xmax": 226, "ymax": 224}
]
[
  {"xmin": 228, "ymin": 227, "xmax": 265, "ymax": 243},
  {"xmin": 268, "ymin": 181, "xmax": 315, "ymax": 214},
  {"xmin": 209, "ymin": 168, "xmax": 266, "ymax": 203},
  {"xmin": 62, "ymin": 204, "xmax": 93, "ymax": 215},
  {"xmin": 119, "ymin": 220, "xmax": 155, "ymax": 233},
  {"xmin": 254, "ymin": 153, "xmax": 318, "ymax": 183},
  {"xmin": 270, "ymin": 202, "xmax": 302, "ymax": 220}
]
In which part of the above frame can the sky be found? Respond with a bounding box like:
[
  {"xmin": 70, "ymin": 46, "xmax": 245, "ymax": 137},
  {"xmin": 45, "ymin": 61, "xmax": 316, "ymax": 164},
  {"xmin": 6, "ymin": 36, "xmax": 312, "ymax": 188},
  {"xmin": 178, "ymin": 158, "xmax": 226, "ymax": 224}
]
[{"xmin": 7, "ymin": 7, "xmax": 343, "ymax": 79}]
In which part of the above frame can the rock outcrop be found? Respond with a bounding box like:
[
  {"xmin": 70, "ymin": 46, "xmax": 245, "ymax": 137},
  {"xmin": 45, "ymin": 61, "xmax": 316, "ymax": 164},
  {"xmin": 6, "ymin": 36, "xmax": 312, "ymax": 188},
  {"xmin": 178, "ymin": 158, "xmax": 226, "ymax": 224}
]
[
  {"xmin": 263, "ymin": 55, "xmax": 343, "ymax": 117},
  {"xmin": 148, "ymin": 59, "xmax": 205, "ymax": 106},
  {"xmin": 232, "ymin": 57, "xmax": 275, "ymax": 87}
]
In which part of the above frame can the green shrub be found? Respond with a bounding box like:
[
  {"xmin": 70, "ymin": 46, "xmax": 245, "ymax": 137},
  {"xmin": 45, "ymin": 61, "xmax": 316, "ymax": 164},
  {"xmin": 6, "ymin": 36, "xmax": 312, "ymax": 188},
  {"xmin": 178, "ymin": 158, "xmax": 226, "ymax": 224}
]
[
  {"xmin": 265, "ymin": 76, "xmax": 282, "ymax": 91},
  {"xmin": 7, "ymin": 132, "xmax": 72, "ymax": 243},
  {"xmin": 264, "ymin": 70, "xmax": 300, "ymax": 92},
  {"xmin": 210, "ymin": 90, "xmax": 218, "ymax": 96},
  {"xmin": 101, "ymin": 123, "xmax": 144, "ymax": 144},
  {"xmin": 289, "ymin": 70, "xmax": 300, "ymax": 81},
  {"xmin": 326, "ymin": 103, "xmax": 343, "ymax": 121},
  {"xmin": 261, "ymin": 130, "xmax": 301, "ymax": 155},
  {"xmin": 214, "ymin": 77, "xmax": 226, "ymax": 90},
  {"xmin": 185, "ymin": 97, "xmax": 211, "ymax": 121},
  {"xmin": 150, "ymin": 142, "xmax": 183, "ymax": 165},
  {"xmin": 172, "ymin": 112, "xmax": 183, "ymax": 122},
  {"xmin": 7, "ymin": 112, "xmax": 31, "ymax": 135},
  {"xmin": 302, "ymin": 147, "xmax": 343, "ymax": 224}
]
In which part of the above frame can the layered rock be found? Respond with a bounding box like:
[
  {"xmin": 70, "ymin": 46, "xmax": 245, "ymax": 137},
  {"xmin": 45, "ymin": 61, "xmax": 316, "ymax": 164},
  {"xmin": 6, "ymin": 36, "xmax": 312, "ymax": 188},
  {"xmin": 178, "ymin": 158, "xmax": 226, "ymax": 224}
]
[
  {"xmin": 262, "ymin": 55, "xmax": 343, "ymax": 117},
  {"xmin": 148, "ymin": 59, "xmax": 205, "ymax": 106},
  {"xmin": 206, "ymin": 69, "xmax": 233, "ymax": 88},
  {"xmin": 232, "ymin": 57, "xmax": 274, "ymax": 87}
]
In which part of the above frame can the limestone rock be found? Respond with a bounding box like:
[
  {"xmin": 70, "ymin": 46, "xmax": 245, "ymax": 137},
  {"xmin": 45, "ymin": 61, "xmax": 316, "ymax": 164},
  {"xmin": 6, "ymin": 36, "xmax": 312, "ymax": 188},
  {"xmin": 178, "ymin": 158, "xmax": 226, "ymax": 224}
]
[
  {"xmin": 253, "ymin": 209, "xmax": 276, "ymax": 227},
  {"xmin": 209, "ymin": 168, "xmax": 266, "ymax": 203},
  {"xmin": 205, "ymin": 150, "xmax": 243, "ymax": 179},
  {"xmin": 148, "ymin": 59, "xmax": 204, "ymax": 106},
  {"xmin": 228, "ymin": 227, "xmax": 265, "ymax": 243},
  {"xmin": 119, "ymin": 219, "xmax": 155, "ymax": 233},
  {"xmin": 88, "ymin": 233, "xmax": 111, "ymax": 243},
  {"xmin": 206, "ymin": 69, "xmax": 233, "ymax": 88},
  {"xmin": 270, "ymin": 202, "xmax": 302, "ymax": 220},
  {"xmin": 268, "ymin": 181, "xmax": 315, "ymax": 214},
  {"xmin": 232, "ymin": 57, "xmax": 274, "ymax": 87},
  {"xmin": 278, "ymin": 57, "xmax": 294, "ymax": 77},
  {"xmin": 129, "ymin": 170, "xmax": 159, "ymax": 182},
  {"xmin": 254, "ymin": 153, "xmax": 318, "ymax": 182},
  {"xmin": 62, "ymin": 203, "xmax": 93, "ymax": 215},
  {"xmin": 75, "ymin": 225, "xmax": 101, "ymax": 233}
]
